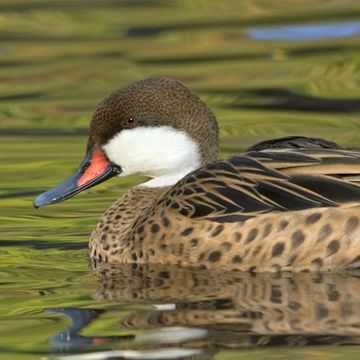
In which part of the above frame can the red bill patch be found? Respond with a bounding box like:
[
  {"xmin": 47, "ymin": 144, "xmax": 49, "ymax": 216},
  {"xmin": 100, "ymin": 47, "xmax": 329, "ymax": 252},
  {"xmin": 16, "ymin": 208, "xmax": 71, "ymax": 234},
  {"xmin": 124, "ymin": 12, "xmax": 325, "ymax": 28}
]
[{"xmin": 77, "ymin": 148, "xmax": 109, "ymax": 187}]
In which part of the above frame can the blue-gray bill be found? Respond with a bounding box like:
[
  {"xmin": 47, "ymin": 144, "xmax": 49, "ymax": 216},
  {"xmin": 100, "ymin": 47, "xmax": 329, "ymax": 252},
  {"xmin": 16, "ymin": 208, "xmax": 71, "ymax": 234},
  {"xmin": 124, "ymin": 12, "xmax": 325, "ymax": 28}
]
[{"xmin": 33, "ymin": 147, "xmax": 121, "ymax": 208}]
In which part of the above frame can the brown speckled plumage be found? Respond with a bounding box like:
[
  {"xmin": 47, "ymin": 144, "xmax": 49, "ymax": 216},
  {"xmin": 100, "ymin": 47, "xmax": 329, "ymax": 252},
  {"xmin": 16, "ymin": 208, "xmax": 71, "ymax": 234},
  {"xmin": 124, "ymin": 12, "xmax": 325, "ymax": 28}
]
[{"xmin": 41, "ymin": 76, "xmax": 360, "ymax": 271}]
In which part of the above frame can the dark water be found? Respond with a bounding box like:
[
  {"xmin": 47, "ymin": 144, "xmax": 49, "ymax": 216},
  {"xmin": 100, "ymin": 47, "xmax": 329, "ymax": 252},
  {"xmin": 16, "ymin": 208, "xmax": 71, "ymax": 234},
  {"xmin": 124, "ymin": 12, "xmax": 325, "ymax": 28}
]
[{"xmin": 2, "ymin": 1, "xmax": 360, "ymax": 359}]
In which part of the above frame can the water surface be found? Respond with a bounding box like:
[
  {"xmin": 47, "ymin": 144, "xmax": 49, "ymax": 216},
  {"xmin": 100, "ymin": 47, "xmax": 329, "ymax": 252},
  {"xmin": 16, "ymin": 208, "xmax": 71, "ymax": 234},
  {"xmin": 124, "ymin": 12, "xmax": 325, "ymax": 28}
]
[{"xmin": 2, "ymin": 1, "xmax": 360, "ymax": 359}]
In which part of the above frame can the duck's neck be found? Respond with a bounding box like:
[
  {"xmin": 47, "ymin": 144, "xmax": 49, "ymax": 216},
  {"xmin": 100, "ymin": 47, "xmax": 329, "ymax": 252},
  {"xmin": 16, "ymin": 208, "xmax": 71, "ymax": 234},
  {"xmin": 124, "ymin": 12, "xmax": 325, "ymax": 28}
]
[{"xmin": 89, "ymin": 186, "xmax": 169, "ymax": 259}]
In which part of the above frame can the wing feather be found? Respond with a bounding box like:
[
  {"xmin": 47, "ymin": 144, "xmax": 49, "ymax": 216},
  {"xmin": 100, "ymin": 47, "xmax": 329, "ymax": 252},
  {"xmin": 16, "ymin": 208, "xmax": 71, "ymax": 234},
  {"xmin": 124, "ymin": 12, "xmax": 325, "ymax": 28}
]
[{"xmin": 158, "ymin": 149, "xmax": 360, "ymax": 222}]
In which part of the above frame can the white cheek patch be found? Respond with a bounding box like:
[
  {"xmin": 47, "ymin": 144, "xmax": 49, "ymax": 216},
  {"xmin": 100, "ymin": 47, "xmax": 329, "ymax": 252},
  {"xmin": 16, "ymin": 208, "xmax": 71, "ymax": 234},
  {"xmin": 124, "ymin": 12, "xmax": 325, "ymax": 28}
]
[{"xmin": 103, "ymin": 126, "xmax": 201, "ymax": 187}]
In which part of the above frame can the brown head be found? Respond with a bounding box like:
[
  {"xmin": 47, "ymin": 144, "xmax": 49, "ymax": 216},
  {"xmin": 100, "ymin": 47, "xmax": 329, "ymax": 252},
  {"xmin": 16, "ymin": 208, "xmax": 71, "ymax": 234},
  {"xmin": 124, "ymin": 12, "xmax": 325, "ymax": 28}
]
[
  {"xmin": 34, "ymin": 76, "xmax": 219, "ymax": 207},
  {"xmin": 89, "ymin": 76, "xmax": 218, "ymax": 163}
]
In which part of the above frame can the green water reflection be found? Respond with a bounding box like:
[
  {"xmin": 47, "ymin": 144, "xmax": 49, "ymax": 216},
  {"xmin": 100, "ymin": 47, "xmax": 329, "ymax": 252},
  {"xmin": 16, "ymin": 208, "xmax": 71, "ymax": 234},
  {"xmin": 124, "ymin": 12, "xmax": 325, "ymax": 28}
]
[{"xmin": 1, "ymin": 0, "xmax": 360, "ymax": 359}]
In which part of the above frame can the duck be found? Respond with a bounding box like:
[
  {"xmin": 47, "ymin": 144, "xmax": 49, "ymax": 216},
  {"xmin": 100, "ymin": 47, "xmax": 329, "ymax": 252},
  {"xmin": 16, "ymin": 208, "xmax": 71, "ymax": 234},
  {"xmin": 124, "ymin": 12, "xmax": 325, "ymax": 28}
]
[{"xmin": 34, "ymin": 76, "xmax": 360, "ymax": 272}]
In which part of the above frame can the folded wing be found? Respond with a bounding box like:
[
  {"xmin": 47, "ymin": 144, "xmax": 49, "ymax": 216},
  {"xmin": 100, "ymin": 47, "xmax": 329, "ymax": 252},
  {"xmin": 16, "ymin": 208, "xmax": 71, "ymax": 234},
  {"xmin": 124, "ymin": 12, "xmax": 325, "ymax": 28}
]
[{"xmin": 159, "ymin": 149, "xmax": 360, "ymax": 222}]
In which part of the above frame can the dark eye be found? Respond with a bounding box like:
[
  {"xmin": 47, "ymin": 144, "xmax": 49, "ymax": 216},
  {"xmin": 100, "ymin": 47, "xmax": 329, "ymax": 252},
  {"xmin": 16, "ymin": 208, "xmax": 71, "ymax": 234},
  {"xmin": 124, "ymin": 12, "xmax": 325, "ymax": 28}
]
[{"xmin": 124, "ymin": 117, "xmax": 137, "ymax": 128}]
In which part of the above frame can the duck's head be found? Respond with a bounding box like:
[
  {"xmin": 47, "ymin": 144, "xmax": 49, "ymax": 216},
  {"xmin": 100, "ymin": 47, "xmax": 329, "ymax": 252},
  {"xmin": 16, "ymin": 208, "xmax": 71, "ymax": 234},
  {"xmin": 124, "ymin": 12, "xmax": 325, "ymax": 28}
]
[{"xmin": 34, "ymin": 76, "xmax": 219, "ymax": 207}]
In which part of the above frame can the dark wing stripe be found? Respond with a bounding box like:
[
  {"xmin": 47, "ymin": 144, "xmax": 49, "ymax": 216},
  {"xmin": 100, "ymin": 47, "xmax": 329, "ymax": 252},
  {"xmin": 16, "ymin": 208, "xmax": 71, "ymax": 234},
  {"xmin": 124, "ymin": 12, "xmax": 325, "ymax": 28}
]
[
  {"xmin": 204, "ymin": 192, "xmax": 244, "ymax": 213},
  {"xmin": 216, "ymin": 186, "xmax": 281, "ymax": 214},
  {"xmin": 256, "ymin": 179, "xmax": 337, "ymax": 210},
  {"xmin": 187, "ymin": 200, "xmax": 220, "ymax": 217},
  {"xmin": 231, "ymin": 183, "xmax": 287, "ymax": 210},
  {"xmin": 292, "ymin": 175, "xmax": 360, "ymax": 204}
]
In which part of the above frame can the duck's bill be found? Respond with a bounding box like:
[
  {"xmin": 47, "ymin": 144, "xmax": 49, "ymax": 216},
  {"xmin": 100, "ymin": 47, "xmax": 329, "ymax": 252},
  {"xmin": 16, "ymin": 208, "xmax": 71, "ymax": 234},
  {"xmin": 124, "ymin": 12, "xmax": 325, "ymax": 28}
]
[{"xmin": 33, "ymin": 147, "xmax": 122, "ymax": 208}]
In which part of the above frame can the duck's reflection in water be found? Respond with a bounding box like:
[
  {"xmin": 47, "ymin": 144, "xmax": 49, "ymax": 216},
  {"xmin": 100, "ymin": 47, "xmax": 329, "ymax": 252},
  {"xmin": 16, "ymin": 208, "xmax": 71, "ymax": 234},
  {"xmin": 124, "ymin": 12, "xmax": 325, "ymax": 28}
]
[
  {"xmin": 49, "ymin": 263, "xmax": 360, "ymax": 359},
  {"xmin": 93, "ymin": 263, "xmax": 360, "ymax": 344}
]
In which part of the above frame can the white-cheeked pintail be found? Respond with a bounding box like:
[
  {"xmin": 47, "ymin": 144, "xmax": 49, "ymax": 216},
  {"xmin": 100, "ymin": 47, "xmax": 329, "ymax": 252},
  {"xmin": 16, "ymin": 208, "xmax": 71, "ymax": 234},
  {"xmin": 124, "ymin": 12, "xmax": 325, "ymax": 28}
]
[{"xmin": 34, "ymin": 76, "xmax": 360, "ymax": 272}]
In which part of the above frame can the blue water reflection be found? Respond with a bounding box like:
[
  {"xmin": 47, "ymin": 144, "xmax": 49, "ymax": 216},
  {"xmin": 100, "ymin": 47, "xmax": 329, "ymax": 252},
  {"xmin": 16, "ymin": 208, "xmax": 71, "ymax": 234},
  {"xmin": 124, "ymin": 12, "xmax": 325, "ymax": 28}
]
[{"xmin": 247, "ymin": 21, "xmax": 360, "ymax": 40}]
